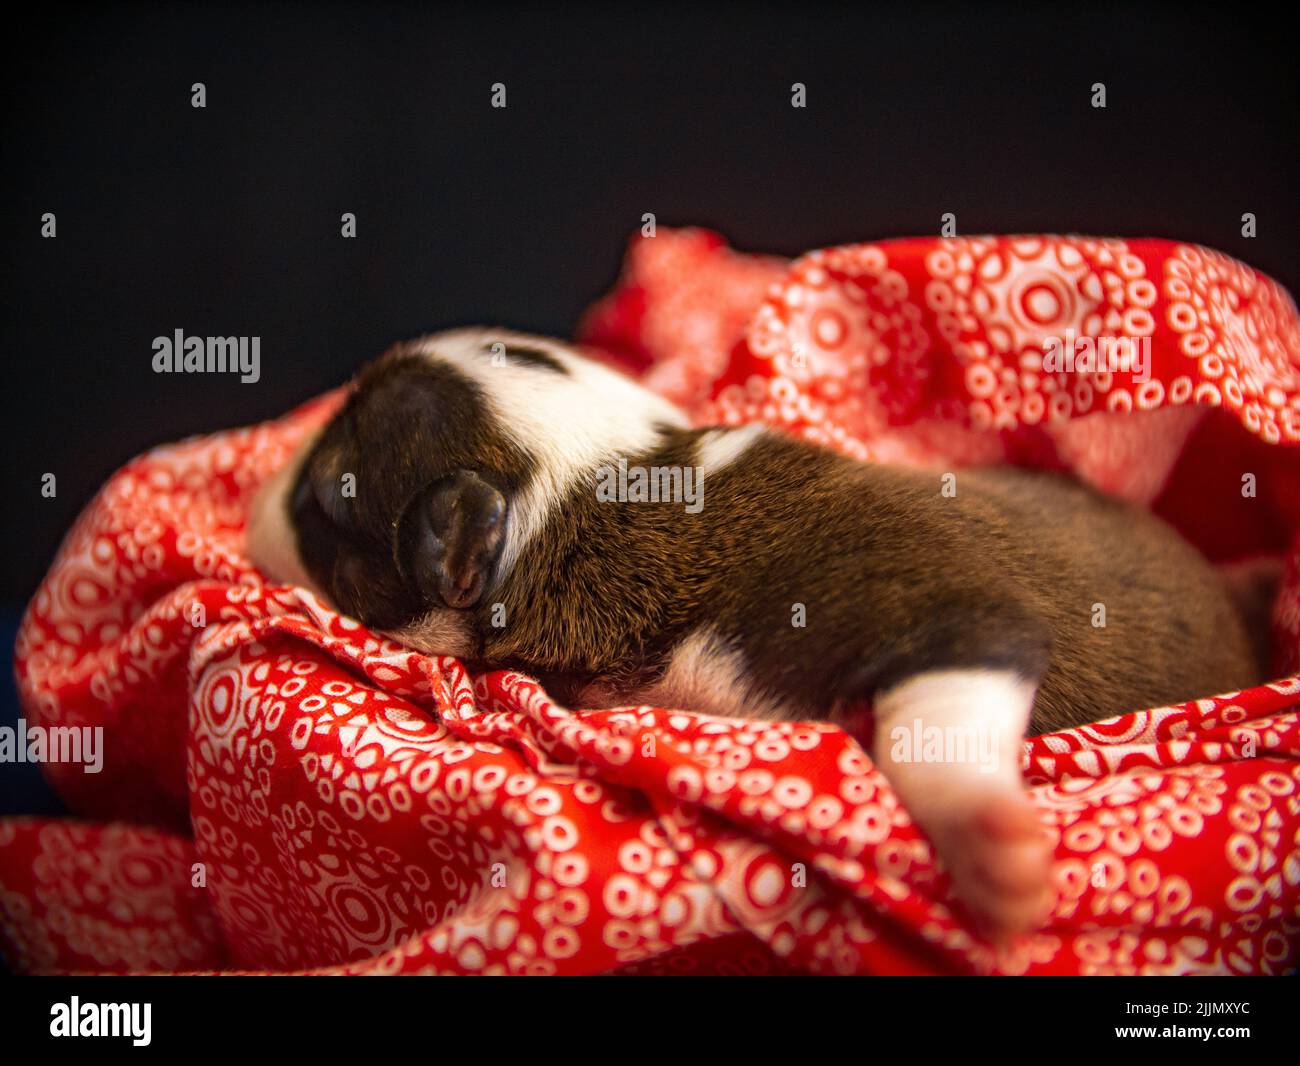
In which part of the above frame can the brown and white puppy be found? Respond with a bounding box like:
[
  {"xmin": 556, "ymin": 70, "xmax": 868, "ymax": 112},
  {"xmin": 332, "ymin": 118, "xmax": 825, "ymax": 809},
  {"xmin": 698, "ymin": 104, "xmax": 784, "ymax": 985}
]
[{"xmin": 247, "ymin": 328, "xmax": 1262, "ymax": 938}]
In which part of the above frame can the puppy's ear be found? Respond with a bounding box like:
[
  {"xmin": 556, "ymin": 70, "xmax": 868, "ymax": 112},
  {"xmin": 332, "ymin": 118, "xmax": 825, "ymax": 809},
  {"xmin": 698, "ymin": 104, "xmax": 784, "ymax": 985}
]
[{"xmin": 395, "ymin": 470, "xmax": 507, "ymax": 610}]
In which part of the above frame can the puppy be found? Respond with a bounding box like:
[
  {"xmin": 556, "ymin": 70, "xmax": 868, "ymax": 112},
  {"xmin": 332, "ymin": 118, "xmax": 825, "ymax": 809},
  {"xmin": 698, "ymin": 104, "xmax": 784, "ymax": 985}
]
[{"xmin": 247, "ymin": 328, "xmax": 1262, "ymax": 937}]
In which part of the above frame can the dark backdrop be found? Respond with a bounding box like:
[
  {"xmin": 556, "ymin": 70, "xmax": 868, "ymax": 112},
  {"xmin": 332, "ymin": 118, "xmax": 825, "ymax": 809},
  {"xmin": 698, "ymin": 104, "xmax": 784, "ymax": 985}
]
[{"xmin": 3, "ymin": 1, "xmax": 1298, "ymax": 604}]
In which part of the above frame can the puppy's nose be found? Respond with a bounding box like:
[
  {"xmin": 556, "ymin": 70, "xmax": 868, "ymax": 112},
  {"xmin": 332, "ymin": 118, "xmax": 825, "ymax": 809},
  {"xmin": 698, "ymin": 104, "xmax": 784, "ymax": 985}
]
[{"xmin": 394, "ymin": 469, "xmax": 507, "ymax": 611}]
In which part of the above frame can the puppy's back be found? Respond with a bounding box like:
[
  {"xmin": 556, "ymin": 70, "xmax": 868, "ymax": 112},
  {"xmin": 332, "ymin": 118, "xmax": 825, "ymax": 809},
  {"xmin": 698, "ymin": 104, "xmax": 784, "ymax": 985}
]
[{"xmin": 954, "ymin": 467, "xmax": 1260, "ymax": 731}]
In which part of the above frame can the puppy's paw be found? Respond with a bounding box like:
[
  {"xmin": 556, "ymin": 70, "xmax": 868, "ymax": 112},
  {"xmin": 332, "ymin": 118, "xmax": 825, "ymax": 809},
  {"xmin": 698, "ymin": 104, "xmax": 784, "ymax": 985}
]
[
  {"xmin": 928, "ymin": 788, "xmax": 1054, "ymax": 941},
  {"xmin": 870, "ymin": 668, "xmax": 1054, "ymax": 940}
]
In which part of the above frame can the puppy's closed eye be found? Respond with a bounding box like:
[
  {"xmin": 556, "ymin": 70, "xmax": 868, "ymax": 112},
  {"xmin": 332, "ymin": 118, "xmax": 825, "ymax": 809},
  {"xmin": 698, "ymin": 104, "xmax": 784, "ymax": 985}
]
[{"xmin": 480, "ymin": 342, "xmax": 568, "ymax": 375}]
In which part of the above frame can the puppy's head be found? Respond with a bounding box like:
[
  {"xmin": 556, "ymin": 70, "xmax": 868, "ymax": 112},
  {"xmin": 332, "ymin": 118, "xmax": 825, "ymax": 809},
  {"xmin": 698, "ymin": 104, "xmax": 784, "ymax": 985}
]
[{"xmin": 248, "ymin": 328, "xmax": 688, "ymax": 645}]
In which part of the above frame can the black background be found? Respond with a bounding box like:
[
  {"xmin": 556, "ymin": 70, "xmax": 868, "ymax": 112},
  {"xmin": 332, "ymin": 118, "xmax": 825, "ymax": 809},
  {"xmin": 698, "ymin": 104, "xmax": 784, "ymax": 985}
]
[{"xmin": 2, "ymin": 1, "xmax": 1298, "ymax": 604}]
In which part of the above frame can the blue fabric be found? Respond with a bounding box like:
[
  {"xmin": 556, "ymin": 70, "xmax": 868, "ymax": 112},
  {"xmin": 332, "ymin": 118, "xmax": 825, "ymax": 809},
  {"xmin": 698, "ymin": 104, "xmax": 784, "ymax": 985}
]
[{"xmin": 0, "ymin": 606, "xmax": 67, "ymax": 818}]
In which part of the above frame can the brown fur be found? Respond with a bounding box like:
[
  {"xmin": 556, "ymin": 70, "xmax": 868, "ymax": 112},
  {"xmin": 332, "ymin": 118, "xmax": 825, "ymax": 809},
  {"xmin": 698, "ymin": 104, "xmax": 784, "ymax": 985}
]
[{"xmin": 479, "ymin": 430, "xmax": 1259, "ymax": 733}]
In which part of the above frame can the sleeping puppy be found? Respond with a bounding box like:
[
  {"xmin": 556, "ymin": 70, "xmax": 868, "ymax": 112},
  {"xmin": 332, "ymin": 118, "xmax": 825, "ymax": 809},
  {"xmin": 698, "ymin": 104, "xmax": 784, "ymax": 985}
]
[{"xmin": 247, "ymin": 328, "xmax": 1262, "ymax": 938}]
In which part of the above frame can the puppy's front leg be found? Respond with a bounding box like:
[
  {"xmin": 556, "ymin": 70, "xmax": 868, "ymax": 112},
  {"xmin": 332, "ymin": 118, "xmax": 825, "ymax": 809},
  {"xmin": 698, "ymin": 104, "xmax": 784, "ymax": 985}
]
[{"xmin": 872, "ymin": 668, "xmax": 1053, "ymax": 940}]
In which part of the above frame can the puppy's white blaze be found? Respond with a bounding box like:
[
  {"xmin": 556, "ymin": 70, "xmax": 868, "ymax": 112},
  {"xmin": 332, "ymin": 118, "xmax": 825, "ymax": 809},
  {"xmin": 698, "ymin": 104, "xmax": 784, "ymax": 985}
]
[
  {"xmin": 872, "ymin": 668, "xmax": 1035, "ymax": 803},
  {"xmin": 416, "ymin": 328, "xmax": 691, "ymax": 590},
  {"xmin": 246, "ymin": 438, "xmax": 317, "ymax": 589},
  {"xmin": 695, "ymin": 423, "xmax": 767, "ymax": 476}
]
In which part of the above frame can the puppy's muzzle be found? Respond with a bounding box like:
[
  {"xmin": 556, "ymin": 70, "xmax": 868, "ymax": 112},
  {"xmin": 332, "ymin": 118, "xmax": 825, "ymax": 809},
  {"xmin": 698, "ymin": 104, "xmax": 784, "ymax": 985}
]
[{"xmin": 395, "ymin": 469, "xmax": 507, "ymax": 610}]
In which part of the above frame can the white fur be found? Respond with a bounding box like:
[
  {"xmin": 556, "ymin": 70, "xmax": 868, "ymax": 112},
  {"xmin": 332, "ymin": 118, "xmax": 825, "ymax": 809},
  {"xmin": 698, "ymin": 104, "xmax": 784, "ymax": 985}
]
[
  {"xmin": 695, "ymin": 423, "xmax": 767, "ymax": 477},
  {"xmin": 246, "ymin": 433, "xmax": 319, "ymax": 589},
  {"xmin": 411, "ymin": 329, "xmax": 691, "ymax": 592},
  {"xmin": 872, "ymin": 668, "xmax": 1034, "ymax": 795},
  {"xmin": 590, "ymin": 627, "xmax": 791, "ymax": 720},
  {"xmin": 391, "ymin": 609, "xmax": 476, "ymax": 658}
]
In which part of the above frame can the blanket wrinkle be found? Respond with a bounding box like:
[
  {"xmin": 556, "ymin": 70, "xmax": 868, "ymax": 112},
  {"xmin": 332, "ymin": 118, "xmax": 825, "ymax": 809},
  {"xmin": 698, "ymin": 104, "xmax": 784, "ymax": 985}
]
[{"xmin": 4, "ymin": 231, "xmax": 1300, "ymax": 975}]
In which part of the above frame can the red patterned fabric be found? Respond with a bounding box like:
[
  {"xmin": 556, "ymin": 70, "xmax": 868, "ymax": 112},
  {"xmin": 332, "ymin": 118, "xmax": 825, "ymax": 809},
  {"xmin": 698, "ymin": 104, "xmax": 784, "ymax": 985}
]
[{"xmin": 4, "ymin": 231, "xmax": 1300, "ymax": 975}]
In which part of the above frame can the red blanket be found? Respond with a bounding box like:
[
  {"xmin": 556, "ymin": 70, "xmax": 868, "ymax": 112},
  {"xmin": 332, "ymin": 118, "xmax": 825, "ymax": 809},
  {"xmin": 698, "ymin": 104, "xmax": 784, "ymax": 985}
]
[{"xmin": 4, "ymin": 231, "xmax": 1300, "ymax": 975}]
